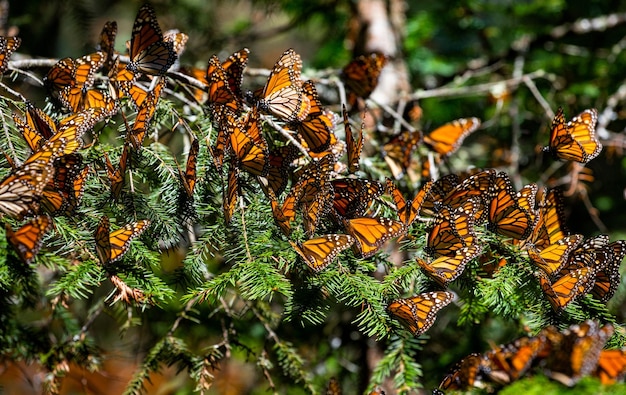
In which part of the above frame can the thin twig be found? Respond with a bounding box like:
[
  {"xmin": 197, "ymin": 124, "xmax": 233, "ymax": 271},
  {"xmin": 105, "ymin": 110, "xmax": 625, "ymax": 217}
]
[{"xmin": 407, "ymin": 69, "xmax": 550, "ymax": 100}]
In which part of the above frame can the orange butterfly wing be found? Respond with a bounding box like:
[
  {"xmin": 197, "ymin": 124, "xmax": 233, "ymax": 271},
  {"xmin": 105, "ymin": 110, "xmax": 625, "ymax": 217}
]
[
  {"xmin": 344, "ymin": 216, "xmax": 405, "ymax": 258},
  {"xmin": 290, "ymin": 234, "xmax": 355, "ymax": 272},
  {"xmin": 126, "ymin": 3, "xmax": 177, "ymax": 76},
  {"xmin": 423, "ymin": 117, "xmax": 481, "ymax": 157},
  {"xmin": 95, "ymin": 215, "xmax": 150, "ymax": 265},
  {"xmin": 256, "ymin": 48, "xmax": 310, "ymax": 122},
  {"xmin": 546, "ymin": 107, "xmax": 601, "ymax": 163},
  {"xmin": 5, "ymin": 215, "xmax": 53, "ymax": 264},
  {"xmin": 0, "ymin": 36, "xmax": 21, "ymax": 74},
  {"xmin": 388, "ymin": 291, "xmax": 454, "ymax": 336}
]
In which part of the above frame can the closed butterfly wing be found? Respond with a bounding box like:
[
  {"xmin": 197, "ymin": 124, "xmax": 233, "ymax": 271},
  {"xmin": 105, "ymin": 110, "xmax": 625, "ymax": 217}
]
[
  {"xmin": 388, "ymin": 291, "xmax": 454, "ymax": 336},
  {"xmin": 486, "ymin": 172, "xmax": 532, "ymax": 240},
  {"xmin": 423, "ymin": 117, "xmax": 481, "ymax": 157},
  {"xmin": 0, "ymin": 36, "xmax": 21, "ymax": 74},
  {"xmin": 297, "ymin": 81, "xmax": 333, "ymax": 153},
  {"xmin": 126, "ymin": 3, "xmax": 177, "ymax": 76},
  {"xmin": 228, "ymin": 109, "xmax": 268, "ymax": 176},
  {"xmin": 290, "ymin": 234, "xmax": 355, "ymax": 272},
  {"xmin": 98, "ymin": 21, "xmax": 118, "ymax": 73},
  {"xmin": 104, "ymin": 143, "xmax": 129, "ymax": 199},
  {"xmin": 180, "ymin": 137, "xmax": 199, "ymax": 197},
  {"xmin": 223, "ymin": 162, "xmax": 239, "ymax": 225},
  {"xmin": 94, "ymin": 215, "xmax": 150, "ymax": 265},
  {"xmin": 539, "ymin": 267, "xmax": 592, "ymax": 311},
  {"xmin": 44, "ymin": 57, "xmax": 75, "ymax": 93},
  {"xmin": 127, "ymin": 78, "xmax": 165, "ymax": 149},
  {"xmin": 5, "ymin": 215, "xmax": 52, "ymax": 264},
  {"xmin": 343, "ymin": 105, "xmax": 363, "ymax": 173},
  {"xmin": 545, "ymin": 107, "xmax": 601, "ymax": 163},
  {"xmin": 341, "ymin": 52, "xmax": 387, "ymax": 104},
  {"xmin": 344, "ymin": 216, "xmax": 405, "ymax": 258},
  {"xmin": 382, "ymin": 130, "xmax": 422, "ymax": 177},
  {"xmin": 590, "ymin": 240, "xmax": 626, "ymax": 302},
  {"xmin": 420, "ymin": 173, "xmax": 460, "ymax": 217},
  {"xmin": 417, "ymin": 244, "xmax": 482, "ymax": 287},
  {"xmin": 528, "ymin": 234, "xmax": 583, "ymax": 276}
]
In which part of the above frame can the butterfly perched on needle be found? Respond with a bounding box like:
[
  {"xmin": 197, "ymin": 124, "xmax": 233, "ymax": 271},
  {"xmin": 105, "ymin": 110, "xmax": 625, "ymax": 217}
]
[
  {"xmin": 388, "ymin": 291, "xmax": 454, "ymax": 336},
  {"xmin": 290, "ymin": 234, "xmax": 354, "ymax": 272},
  {"xmin": 5, "ymin": 215, "xmax": 53, "ymax": 264},
  {"xmin": 341, "ymin": 52, "xmax": 388, "ymax": 106},
  {"xmin": 94, "ymin": 215, "xmax": 151, "ymax": 265},
  {"xmin": 543, "ymin": 107, "xmax": 601, "ymax": 164}
]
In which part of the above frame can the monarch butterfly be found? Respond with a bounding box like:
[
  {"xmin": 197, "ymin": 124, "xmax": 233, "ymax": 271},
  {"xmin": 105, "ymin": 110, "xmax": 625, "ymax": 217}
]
[
  {"xmin": 12, "ymin": 102, "xmax": 57, "ymax": 152},
  {"xmin": 104, "ymin": 143, "xmax": 129, "ymax": 199},
  {"xmin": 341, "ymin": 52, "xmax": 388, "ymax": 105},
  {"xmin": 543, "ymin": 321, "xmax": 613, "ymax": 387},
  {"xmin": 5, "ymin": 215, "xmax": 52, "ymax": 264},
  {"xmin": 590, "ymin": 240, "xmax": 626, "ymax": 302},
  {"xmin": 419, "ymin": 173, "xmax": 460, "ymax": 217},
  {"xmin": 527, "ymin": 234, "xmax": 583, "ymax": 276},
  {"xmin": 516, "ymin": 183, "xmax": 538, "ymax": 223},
  {"xmin": 29, "ymin": 107, "xmax": 107, "ymax": 162},
  {"xmin": 126, "ymin": 3, "xmax": 177, "ymax": 76},
  {"xmin": 289, "ymin": 234, "xmax": 355, "ymax": 272},
  {"xmin": 524, "ymin": 188, "xmax": 569, "ymax": 250},
  {"xmin": 127, "ymin": 78, "xmax": 165, "ymax": 149},
  {"xmin": 41, "ymin": 154, "xmax": 89, "ymax": 216},
  {"xmin": 538, "ymin": 266, "xmax": 592, "ymax": 311},
  {"xmin": 417, "ymin": 244, "xmax": 482, "ymax": 287},
  {"xmin": 0, "ymin": 36, "xmax": 21, "ymax": 74},
  {"xmin": 439, "ymin": 353, "xmax": 484, "ymax": 390},
  {"xmin": 98, "ymin": 21, "xmax": 118, "ymax": 73},
  {"xmin": 481, "ymin": 336, "xmax": 548, "ymax": 385},
  {"xmin": 382, "ymin": 130, "xmax": 422, "ymax": 178},
  {"xmin": 343, "ymin": 216, "xmax": 405, "ymax": 258},
  {"xmin": 281, "ymin": 154, "xmax": 335, "ymax": 236},
  {"xmin": 423, "ymin": 118, "xmax": 481, "ymax": 157},
  {"xmin": 544, "ymin": 107, "xmax": 602, "ymax": 164},
  {"xmin": 223, "ymin": 161, "xmax": 239, "ymax": 225},
  {"xmin": 343, "ymin": 105, "xmax": 363, "ymax": 173},
  {"xmin": 425, "ymin": 199, "xmax": 478, "ymax": 258},
  {"xmin": 439, "ymin": 169, "xmax": 496, "ymax": 222},
  {"xmin": 163, "ymin": 29, "xmax": 188, "ymax": 57},
  {"xmin": 207, "ymin": 54, "xmax": 242, "ymax": 116},
  {"xmin": 253, "ymin": 48, "xmax": 310, "ymax": 122},
  {"xmin": 385, "ymin": 178, "xmax": 432, "ymax": 227},
  {"xmin": 0, "ymin": 160, "xmax": 53, "ymax": 219},
  {"xmin": 486, "ymin": 172, "xmax": 532, "ymax": 240},
  {"xmin": 331, "ymin": 178, "xmax": 384, "ymax": 220},
  {"xmin": 94, "ymin": 215, "xmax": 151, "ymax": 265},
  {"xmin": 295, "ymin": 80, "xmax": 334, "ymax": 154},
  {"xmin": 57, "ymin": 52, "xmax": 106, "ymax": 113},
  {"xmin": 179, "ymin": 137, "xmax": 199, "ymax": 197},
  {"xmin": 44, "ymin": 57, "xmax": 75, "ymax": 93},
  {"xmin": 388, "ymin": 291, "xmax": 454, "ymax": 336},
  {"xmin": 260, "ymin": 144, "xmax": 301, "ymax": 197},
  {"xmin": 593, "ymin": 349, "xmax": 626, "ymax": 385},
  {"xmin": 228, "ymin": 108, "xmax": 269, "ymax": 177}
]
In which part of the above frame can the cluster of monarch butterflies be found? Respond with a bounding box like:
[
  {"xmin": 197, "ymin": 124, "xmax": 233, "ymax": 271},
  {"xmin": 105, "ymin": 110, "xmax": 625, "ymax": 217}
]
[
  {"xmin": 438, "ymin": 320, "xmax": 625, "ymax": 391},
  {"xmin": 0, "ymin": 3, "xmax": 185, "ymax": 267},
  {"xmin": 385, "ymin": 169, "xmax": 626, "ymax": 337},
  {"xmin": 0, "ymin": 2, "xmax": 620, "ymax": 391}
]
